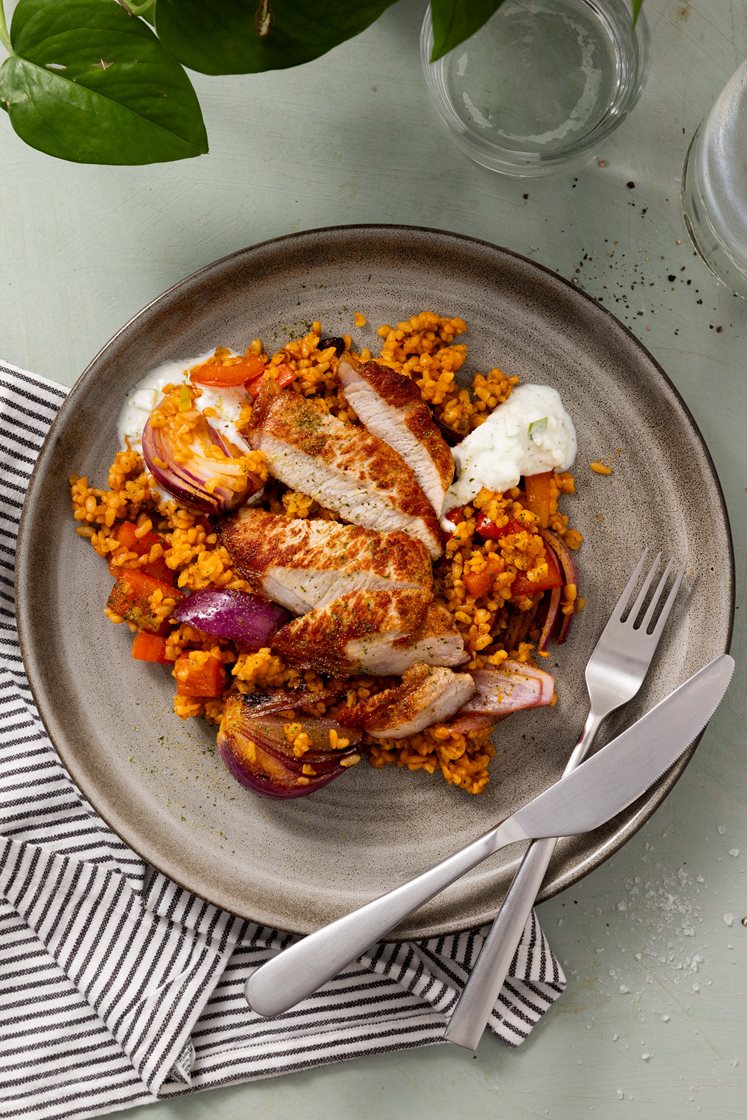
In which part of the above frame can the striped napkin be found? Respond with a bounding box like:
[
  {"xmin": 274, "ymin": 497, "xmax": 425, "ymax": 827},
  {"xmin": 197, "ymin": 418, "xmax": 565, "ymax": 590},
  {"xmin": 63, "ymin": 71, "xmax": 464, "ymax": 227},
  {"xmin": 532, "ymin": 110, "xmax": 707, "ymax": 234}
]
[{"xmin": 0, "ymin": 360, "xmax": 565, "ymax": 1120}]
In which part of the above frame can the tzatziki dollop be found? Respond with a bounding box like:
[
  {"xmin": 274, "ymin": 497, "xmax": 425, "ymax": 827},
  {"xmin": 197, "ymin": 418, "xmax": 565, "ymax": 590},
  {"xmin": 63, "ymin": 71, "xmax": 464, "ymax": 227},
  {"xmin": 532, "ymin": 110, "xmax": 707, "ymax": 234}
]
[
  {"xmin": 117, "ymin": 355, "xmax": 252, "ymax": 455},
  {"xmin": 443, "ymin": 384, "xmax": 577, "ymax": 518}
]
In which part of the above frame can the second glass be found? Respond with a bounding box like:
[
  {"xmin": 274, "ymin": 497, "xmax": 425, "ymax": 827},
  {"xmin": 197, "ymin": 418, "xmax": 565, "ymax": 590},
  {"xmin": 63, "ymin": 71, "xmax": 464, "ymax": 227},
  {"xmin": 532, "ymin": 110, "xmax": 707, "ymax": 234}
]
[
  {"xmin": 420, "ymin": 0, "xmax": 650, "ymax": 177},
  {"xmin": 681, "ymin": 61, "xmax": 747, "ymax": 298}
]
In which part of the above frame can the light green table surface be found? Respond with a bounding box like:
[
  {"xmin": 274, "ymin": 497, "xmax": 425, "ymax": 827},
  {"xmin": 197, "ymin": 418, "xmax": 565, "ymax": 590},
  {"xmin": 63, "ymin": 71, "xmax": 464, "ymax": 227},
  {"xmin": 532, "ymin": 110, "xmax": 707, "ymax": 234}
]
[{"xmin": 2, "ymin": 0, "xmax": 745, "ymax": 1116}]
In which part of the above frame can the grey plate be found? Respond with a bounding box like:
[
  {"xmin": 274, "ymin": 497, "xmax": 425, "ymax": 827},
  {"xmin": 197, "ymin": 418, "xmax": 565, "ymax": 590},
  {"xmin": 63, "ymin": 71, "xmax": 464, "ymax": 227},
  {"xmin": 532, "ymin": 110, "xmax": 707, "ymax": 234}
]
[{"xmin": 16, "ymin": 226, "xmax": 734, "ymax": 939}]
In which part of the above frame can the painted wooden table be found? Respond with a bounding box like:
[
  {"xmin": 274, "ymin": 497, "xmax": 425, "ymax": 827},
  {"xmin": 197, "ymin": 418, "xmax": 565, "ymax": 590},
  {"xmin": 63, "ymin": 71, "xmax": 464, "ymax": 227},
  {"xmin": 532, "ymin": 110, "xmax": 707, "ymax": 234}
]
[{"xmin": 1, "ymin": 0, "xmax": 745, "ymax": 1116}]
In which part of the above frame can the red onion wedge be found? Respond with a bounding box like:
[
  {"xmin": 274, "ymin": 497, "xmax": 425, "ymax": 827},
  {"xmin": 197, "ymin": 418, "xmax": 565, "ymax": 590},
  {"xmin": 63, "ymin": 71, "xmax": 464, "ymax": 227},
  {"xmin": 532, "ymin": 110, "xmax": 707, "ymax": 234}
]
[
  {"xmin": 141, "ymin": 392, "xmax": 263, "ymax": 515},
  {"xmin": 541, "ymin": 529, "xmax": 579, "ymax": 645},
  {"xmin": 235, "ymin": 684, "xmax": 346, "ymax": 717},
  {"xmin": 217, "ymin": 693, "xmax": 362, "ymax": 798},
  {"xmin": 171, "ymin": 589, "xmax": 291, "ymax": 649},
  {"xmin": 460, "ymin": 659, "xmax": 555, "ymax": 716},
  {"xmin": 537, "ymin": 585, "xmax": 562, "ymax": 653}
]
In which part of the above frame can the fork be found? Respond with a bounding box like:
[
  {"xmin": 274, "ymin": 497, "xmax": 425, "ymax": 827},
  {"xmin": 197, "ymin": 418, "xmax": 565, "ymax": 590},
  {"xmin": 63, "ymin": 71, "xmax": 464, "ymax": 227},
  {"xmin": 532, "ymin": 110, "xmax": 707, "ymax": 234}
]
[{"xmin": 443, "ymin": 550, "xmax": 686, "ymax": 1050}]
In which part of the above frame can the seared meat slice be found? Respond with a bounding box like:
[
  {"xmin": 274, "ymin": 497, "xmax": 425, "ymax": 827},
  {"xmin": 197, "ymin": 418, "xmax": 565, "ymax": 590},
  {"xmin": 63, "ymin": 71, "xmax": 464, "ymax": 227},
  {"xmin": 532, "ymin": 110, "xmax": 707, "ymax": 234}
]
[
  {"xmin": 340, "ymin": 664, "xmax": 476, "ymax": 739},
  {"xmin": 460, "ymin": 659, "xmax": 555, "ymax": 715},
  {"xmin": 386, "ymin": 602, "xmax": 469, "ymax": 675},
  {"xmin": 338, "ymin": 354, "xmax": 454, "ymax": 513},
  {"xmin": 271, "ymin": 589, "xmax": 431, "ymax": 675},
  {"xmin": 248, "ymin": 382, "xmax": 443, "ymax": 559},
  {"xmin": 221, "ymin": 508, "xmax": 432, "ymax": 615}
]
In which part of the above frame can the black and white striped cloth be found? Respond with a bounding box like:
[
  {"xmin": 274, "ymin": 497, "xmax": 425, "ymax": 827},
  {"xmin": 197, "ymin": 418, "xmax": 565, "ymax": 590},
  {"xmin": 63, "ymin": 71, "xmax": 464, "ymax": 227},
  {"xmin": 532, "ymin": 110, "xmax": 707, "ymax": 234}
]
[{"xmin": 0, "ymin": 360, "xmax": 565, "ymax": 1120}]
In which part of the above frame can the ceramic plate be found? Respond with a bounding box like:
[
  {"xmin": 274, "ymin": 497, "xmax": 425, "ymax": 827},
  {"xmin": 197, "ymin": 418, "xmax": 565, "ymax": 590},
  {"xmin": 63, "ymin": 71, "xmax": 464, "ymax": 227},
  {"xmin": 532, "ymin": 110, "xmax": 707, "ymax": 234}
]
[{"xmin": 16, "ymin": 226, "xmax": 734, "ymax": 938}]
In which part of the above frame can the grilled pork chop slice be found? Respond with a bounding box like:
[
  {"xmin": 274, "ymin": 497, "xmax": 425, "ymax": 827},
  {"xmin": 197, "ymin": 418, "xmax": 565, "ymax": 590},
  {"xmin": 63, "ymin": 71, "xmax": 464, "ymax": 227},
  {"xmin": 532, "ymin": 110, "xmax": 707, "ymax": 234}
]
[
  {"xmin": 387, "ymin": 602, "xmax": 469, "ymax": 674},
  {"xmin": 340, "ymin": 663, "xmax": 476, "ymax": 739},
  {"xmin": 221, "ymin": 508, "xmax": 432, "ymax": 615},
  {"xmin": 338, "ymin": 354, "xmax": 455, "ymax": 514},
  {"xmin": 248, "ymin": 382, "xmax": 443, "ymax": 559},
  {"xmin": 272, "ymin": 588, "xmax": 431, "ymax": 675}
]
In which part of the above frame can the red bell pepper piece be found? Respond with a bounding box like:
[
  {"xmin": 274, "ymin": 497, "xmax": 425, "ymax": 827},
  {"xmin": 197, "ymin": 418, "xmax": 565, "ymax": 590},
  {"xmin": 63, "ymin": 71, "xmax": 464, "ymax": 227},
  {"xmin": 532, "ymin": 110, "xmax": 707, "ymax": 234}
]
[{"xmin": 512, "ymin": 544, "xmax": 563, "ymax": 598}]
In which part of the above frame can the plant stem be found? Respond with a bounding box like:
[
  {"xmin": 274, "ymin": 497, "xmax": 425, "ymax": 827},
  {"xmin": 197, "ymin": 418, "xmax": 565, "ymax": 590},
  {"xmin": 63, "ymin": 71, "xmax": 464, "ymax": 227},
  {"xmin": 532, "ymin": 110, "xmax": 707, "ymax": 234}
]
[{"xmin": 0, "ymin": 0, "xmax": 12, "ymax": 55}]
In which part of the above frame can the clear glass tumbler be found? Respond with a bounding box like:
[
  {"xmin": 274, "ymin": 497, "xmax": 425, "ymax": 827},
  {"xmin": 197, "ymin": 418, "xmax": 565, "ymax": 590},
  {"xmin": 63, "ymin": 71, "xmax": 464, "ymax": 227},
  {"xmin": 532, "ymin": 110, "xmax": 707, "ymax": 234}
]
[
  {"xmin": 681, "ymin": 61, "xmax": 747, "ymax": 298},
  {"xmin": 420, "ymin": 0, "xmax": 650, "ymax": 177}
]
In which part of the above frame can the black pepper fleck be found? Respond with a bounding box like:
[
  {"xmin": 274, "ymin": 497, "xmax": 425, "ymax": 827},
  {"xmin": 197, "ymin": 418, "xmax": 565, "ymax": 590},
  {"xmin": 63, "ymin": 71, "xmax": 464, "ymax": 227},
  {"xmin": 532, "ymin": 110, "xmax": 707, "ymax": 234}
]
[{"xmin": 626, "ymin": 181, "xmax": 635, "ymax": 189}]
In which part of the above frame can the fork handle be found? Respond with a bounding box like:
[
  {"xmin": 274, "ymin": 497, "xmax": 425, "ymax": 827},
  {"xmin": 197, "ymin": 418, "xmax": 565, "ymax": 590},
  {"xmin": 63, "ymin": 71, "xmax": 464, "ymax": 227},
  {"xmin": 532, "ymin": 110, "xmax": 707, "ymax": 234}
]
[{"xmin": 443, "ymin": 709, "xmax": 606, "ymax": 1050}]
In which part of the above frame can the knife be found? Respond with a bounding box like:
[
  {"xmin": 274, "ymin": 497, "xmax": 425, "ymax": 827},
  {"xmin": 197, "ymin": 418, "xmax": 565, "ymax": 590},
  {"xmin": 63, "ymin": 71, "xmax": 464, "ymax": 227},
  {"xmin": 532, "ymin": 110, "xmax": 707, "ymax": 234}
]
[{"xmin": 245, "ymin": 653, "xmax": 734, "ymax": 1019}]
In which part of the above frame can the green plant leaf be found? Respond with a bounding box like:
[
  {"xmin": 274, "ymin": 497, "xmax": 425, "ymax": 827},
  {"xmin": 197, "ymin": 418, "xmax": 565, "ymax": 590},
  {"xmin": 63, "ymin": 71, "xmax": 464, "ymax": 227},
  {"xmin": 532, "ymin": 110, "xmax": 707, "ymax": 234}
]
[
  {"xmin": 429, "ymin": 0, "xmax": 507, "ymax": 62},
  {"xmin": 632, "ymin": 0, "xmax": 644, "ymax": 23},
  {"xmin": 156, "ymin": 0, "xmax": 398, "ymax": 75},
  {"xmin": 0, "ymin": 0, "xmax": 208, "ymax": 164}
]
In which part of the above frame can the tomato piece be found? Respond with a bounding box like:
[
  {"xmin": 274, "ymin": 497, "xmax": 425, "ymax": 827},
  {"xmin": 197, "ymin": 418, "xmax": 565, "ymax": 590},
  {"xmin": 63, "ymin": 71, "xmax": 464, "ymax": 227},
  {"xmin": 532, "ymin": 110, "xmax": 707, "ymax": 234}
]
[
  {"xmin": 107, "ymin": 570, "xmax": 182, "ymax": 633},
  {"xmin": 174, "ymin": 654, "xmax": 226, "ymax": 698},
  {"xmin": 511, "ymin": 544, "xmax": 563, "ymax": 598},
  {"xmin": 190, "ymin": 354, "xmax": 266, "ymax": 387},
  {"xmin": 275, "ymin": 363, "xmax": 298, "ymax": 388},
  {"xmin": 131, "ymin": 632, "xmax": 171, "ymax": 663},
  {"xmin": 523, "ymin": 471, "xmax": 555, "ymax": 529},
  {"xmin": 475, "ymin": 513, "xmax": 525, "ymax": 540}
]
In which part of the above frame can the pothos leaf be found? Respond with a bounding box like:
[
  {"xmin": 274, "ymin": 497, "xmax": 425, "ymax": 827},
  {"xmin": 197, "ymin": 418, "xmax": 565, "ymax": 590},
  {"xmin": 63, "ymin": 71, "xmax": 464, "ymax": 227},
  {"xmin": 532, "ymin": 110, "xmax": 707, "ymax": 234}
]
[
  {"xmin": 156, "ymin": 0, "xmax": 398, "ymax": 76},
  {"xmin": 428, "ymin": 0, "xmax": 507, "ymax": 63},
  {"xmin": 0, "ymin": 0, "xmax": 207, "ymax": 164}
]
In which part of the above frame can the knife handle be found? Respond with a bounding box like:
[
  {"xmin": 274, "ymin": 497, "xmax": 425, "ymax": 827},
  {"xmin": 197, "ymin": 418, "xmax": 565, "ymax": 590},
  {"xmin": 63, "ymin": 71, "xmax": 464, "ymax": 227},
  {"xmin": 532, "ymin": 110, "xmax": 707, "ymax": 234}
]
[{"xmin": 246, "ymin": 819, "xmax": 526, "ymax": 1018}]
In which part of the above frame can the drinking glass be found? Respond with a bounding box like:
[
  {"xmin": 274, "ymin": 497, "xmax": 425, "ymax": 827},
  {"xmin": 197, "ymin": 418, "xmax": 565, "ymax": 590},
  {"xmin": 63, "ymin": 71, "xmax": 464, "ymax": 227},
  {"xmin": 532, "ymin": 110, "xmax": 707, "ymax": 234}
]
[
  {"xmin": 420, "ymin": 0, "xmax": 650, "ymax": 177},
  {"xmin": 681, "ymin": 61, "xmax": 747, "ymax": 298}
]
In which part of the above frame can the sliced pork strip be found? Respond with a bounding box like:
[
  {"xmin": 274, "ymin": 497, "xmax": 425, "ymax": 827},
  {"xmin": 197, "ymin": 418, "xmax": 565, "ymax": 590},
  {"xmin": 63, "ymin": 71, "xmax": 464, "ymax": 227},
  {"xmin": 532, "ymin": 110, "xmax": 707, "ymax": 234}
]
[
  {"xmin": 385, "ymin": 602, "xmax": 469, "ymax": 674},
  {"xmin": 271, "ymin": 588, "xmax": 431, "ymax": 676},
  {"xmin": 341, "ymin": 663, "xmax": 476, "ymax": 739},
  {"xmin": 460, "ymin": 659, "xmax": 556, "ymax": 715},
  {"xmin": 248, "ymin": 382, "xmax": 443, "ymax": 558},
  {"xmin": 221, "ymin": 508, "xmax": 432, "ymax": 614},
  {"xmin": 338, "ymin": 354, "xmax": 454, "ymax": 513}
]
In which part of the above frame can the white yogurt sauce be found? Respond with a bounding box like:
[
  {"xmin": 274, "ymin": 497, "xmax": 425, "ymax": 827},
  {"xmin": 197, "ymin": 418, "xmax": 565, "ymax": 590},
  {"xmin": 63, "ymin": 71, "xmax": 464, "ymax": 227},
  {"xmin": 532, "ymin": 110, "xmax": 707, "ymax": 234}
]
[
  {"xmin": 117, "ymin": 354, "xmax": 252, "ymax": 454},
  {"xmin": 443, "ymin": 384, "xmax": 577, "ymax": 518}
]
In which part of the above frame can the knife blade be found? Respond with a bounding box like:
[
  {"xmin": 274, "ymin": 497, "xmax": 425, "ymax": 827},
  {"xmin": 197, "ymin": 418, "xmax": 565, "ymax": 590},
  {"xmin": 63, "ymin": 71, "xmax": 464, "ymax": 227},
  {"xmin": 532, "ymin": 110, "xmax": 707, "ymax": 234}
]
[{"xmin": 246, "ymin": 653, "xmax": 734, "ymax": 1019}]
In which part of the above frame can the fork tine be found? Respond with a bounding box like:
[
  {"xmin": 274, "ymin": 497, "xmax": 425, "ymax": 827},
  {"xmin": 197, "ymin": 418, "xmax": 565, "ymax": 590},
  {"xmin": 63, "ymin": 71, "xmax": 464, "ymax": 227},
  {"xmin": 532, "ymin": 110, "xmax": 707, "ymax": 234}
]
[
  {"xmin": 649, "ymin": 563, "xmax": 687, "ymax": 639},
  {"xmin": 624, "ymin": 551, "xmax": 662, "ymax": 625},
  {"xmin": 639, "ymin": 558, "xmax": 674, "ymax": 632},
  {"xmin": 612, "ymin": 548, "xmax": 650, "ymax": 621}
]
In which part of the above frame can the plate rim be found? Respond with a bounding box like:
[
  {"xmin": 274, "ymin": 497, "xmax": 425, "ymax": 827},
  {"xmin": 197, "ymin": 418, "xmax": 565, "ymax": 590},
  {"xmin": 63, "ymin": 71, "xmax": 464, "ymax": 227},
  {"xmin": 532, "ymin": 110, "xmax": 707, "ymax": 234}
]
[{"xmin": 16, "ymin": 223, "xmax": 736, "ymax": 937}]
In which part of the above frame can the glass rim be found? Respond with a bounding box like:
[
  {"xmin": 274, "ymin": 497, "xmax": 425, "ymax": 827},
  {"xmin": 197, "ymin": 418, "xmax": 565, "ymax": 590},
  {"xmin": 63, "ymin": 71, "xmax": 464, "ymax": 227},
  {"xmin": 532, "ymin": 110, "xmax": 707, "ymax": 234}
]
[{"xmin": 420, "ymin": 1, "xmax": 651, "ymax": 177}]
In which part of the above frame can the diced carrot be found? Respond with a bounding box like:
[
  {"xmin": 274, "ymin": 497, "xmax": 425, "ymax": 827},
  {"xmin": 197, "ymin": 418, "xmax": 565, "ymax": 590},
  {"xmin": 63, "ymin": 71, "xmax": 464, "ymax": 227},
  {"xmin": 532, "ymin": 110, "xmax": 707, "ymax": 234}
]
[
  {"xmin": 511, "ymin": 545, "xmax": 563, "ymax": 598},
  {"xmin": 107, "ymin": 570, "xmax": 182, "ymax": 633},
  {"xmin": 464, "ymin": 569, "xmax": 493, "ymax": 598},
  {"xmin": 174, "ymin": 654, "xmax": 225, "ymax": 697},
  {"xmin": 112, "ymin": 522, "xmax": 174, "ymax": 585},
  {"xmin": 131, "ymin": 632, "xmax": 171, "ymax": 663},
  {"xmin": 523, "ymin": 471, "xmax": 554, "ymax": 529}
]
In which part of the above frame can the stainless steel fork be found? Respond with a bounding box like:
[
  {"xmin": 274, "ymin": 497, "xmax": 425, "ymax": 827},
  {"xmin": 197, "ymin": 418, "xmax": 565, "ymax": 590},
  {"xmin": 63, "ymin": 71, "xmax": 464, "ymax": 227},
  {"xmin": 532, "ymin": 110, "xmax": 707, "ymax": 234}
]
[{"xmin": 444, "ymin": 550, "xmax": 687, "ymax": 1050}]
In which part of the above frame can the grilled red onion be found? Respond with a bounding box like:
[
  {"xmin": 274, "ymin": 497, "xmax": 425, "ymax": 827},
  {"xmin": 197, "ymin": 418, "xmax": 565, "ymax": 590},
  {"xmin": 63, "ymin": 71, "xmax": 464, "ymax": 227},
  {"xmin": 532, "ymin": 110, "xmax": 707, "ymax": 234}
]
[
  {"xmin": 171, "ymin": 589, "xmax": 290, "ymax": 649},
  {"xmin": 541, "ymin": 529, "xmax": 579, "ymax": 645},
  {"xmin": 142, "ymin": 408, "xmax": 262, "ymax": 515},
  {"xmin": 538, "ymin": 585, "xmax": 562, "ymax": 652},
  {"xmin": 217, "ymin": 694, "xmax": 362, "ymax": 799}
]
